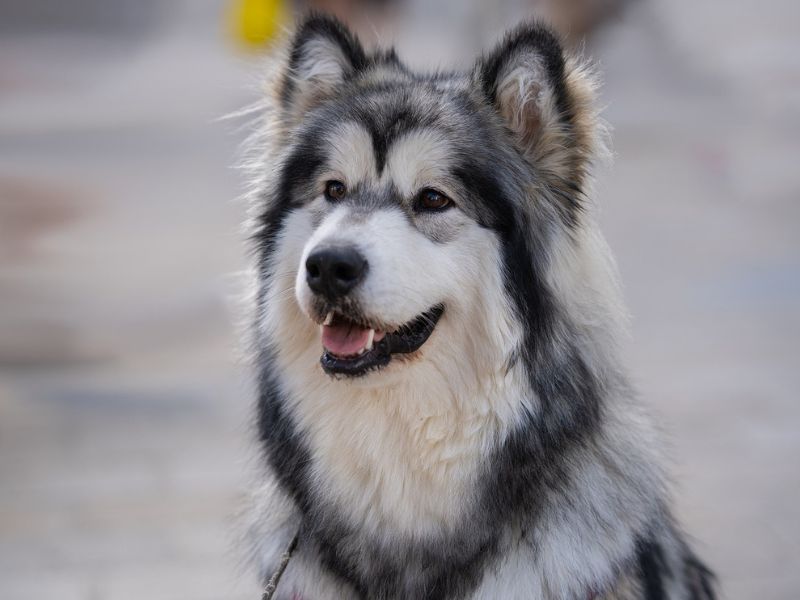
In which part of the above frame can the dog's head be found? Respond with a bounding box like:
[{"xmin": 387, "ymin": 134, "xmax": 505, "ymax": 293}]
[{"xmin": 253, "ymin": 16, "xmax": 605, "ymax": 386}]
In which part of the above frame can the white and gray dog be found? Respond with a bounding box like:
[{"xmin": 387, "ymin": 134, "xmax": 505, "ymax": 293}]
[{"xmin": 243, "ymin": 14, "xmax": 716, "ymax": 600}]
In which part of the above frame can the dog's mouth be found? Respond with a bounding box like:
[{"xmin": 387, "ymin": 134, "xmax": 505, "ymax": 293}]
[{"xmin": 318, "ymin": 305, "xmax": 444, "ymax": 377}]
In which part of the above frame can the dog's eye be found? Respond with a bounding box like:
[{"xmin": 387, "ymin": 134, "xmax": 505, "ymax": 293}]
[
  {"xmin": 324, "ymin": 180, "xmax": 347, "ymax": 201},
  {"xmin": 416, "ymin": 189, "xmax": 453, "ymax": 212}
]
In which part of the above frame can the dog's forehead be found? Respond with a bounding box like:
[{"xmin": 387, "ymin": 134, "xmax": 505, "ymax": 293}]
[
  {"xmin": 322, "ymin": 120, "xmax": 456, "ymax": 197},
  {"xmin": 312, "ymin": 80, "xmax": 483, "ymax": 192}
]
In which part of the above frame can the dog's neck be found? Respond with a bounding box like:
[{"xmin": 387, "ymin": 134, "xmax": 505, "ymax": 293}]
[{"xmin": 275, "ymin": 321, "xmax": 529, "ymax": 537}]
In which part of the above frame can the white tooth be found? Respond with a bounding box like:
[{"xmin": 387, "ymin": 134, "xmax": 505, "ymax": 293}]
[
  {"xmin": 365, "ymin": 328, "xmax": 375, "ymax": 351},
  {"xmin": 323, "ymin": 312, "xmax": 333, "ymax": 326}
]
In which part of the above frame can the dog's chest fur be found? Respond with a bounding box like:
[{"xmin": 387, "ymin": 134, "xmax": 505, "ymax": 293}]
[
  {"xmin": 298, "ymin": 386, "xmax": 494, "ymax": 532},
  {"xmin": 277, "ymin": 315, "xmax": 527, "ymax": 538},
  {"xmin": 289, "ymin": 390, "xmax": 510, "ymax": 597}
]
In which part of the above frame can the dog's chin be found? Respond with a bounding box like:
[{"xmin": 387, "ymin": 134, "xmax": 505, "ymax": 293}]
[{"xmin": 313, "ymin": 305, "xmax": 444, "ymax": 379}]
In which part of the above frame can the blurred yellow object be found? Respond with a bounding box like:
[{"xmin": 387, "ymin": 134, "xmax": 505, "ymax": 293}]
[{"xmin": 228, "ymin": 0, "xmax": 287, "ymax": 48}]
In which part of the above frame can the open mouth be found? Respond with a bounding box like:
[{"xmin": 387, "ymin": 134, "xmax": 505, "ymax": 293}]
[{"xmin": 319, "ymin": 305, "xmax": 444, "ymax": 377}]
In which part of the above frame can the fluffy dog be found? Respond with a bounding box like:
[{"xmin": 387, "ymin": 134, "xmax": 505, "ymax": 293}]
[{"xmin": 243, "ymin": 14, "xmax": 716, "ymax": 600}]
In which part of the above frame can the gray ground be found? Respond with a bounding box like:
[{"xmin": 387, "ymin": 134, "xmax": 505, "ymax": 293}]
[{"xmin": 1, "ymin": 0, "xmax": 798, "ymax": 598}]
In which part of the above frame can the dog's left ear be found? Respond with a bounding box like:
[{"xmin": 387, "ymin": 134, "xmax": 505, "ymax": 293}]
[{"xmin": 475, "ymin": 23, "xmax": 597, "ymax": 195}]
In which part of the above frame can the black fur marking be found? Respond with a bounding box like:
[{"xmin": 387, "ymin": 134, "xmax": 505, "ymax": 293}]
[
  {"xmin": 304, "ymin": 517, "xmax": 497, "ymax": 600},
  {"xmin": 257, "ymin": 355, "xmax": 314, "ymax": 515},
  {"xmin": 252, "ymin": 124, "xmax": 327, "ymax": 333},
  {"xmin": 254, "ymin": 135, "xmax": 325, "ymax": 265},
  {"xmin": 636, "ymin": 538, "xmax": 667, "ymax": 600},
  {"xmin": 369, "ymin": 106, "xmax": 420, "ymax": 174},
  {"xmin": 684, "ymin": 551, "xmax": 717, "ymax": 600}
]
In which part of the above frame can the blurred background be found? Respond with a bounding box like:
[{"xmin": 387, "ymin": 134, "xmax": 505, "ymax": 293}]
[{"xmin": 0, "ymin": 0, "xmax": 798, "ymax": 598}]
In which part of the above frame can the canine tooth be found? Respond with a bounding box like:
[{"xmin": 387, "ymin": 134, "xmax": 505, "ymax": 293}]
[
  {"xmin": 365, "ymin": 328, "xmax": 375, "ymax": 351},
  {"xmin": 323, "ymin": 312, "xmax": 333, "ymax": 326}
]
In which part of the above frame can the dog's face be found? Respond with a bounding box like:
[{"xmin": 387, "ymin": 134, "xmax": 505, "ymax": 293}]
[
  {"xmin": 290, "ymin": 99, "xmax": 517, "ymax": 379},
  {"xmin": 256, "ymin": 17, "xmax": 599, "ymax": 385}
]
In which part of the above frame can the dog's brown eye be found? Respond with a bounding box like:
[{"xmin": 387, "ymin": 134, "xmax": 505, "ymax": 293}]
[
  {"xmin": 324, "ymin": 180, "xmax": 347, "ymax": 201},
  {"xmin": 417, "ymin": 189, "xmax": 452, "ymax": 211}
]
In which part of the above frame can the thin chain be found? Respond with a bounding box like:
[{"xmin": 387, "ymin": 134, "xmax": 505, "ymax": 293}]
[{"xmin": 261, "ymin": 534, "xmax": 299, "ymax": 600}]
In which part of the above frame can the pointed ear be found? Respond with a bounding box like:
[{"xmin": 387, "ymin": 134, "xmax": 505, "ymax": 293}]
[
  {"xmin": 279, "ymin": 15, "xmax": 367, "ymax": 122},
  {"xmin": 475, "ymin": 23, "xmax": 598, "ymax": 195}
]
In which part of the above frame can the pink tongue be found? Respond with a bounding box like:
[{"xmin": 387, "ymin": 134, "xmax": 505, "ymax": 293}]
[{"xmin": 322, "ymin": 323, "xmax": 371, "ymax": 357}]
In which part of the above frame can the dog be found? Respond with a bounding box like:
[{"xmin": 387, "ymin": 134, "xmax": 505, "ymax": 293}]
[{"xmin": 242, "ymin": 14, "xmax": 716, "ymax": 599}]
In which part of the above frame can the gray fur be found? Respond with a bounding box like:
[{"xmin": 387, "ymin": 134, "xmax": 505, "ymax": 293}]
[{"xmin": 242, "ymin": 14, "xmax": 716, "ymax": 600}]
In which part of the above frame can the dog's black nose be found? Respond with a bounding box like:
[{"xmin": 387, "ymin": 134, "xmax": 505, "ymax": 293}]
[{"xmin": 305, "ymin": 246, "xmax": 368, "ymax": 300}]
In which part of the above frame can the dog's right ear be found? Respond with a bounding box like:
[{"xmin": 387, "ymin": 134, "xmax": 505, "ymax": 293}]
[{"xmin": 278, "ymin": 15, "xmax": 367, "ymax": 122}]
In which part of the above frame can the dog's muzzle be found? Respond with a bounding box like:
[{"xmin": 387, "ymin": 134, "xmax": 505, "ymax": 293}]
[{"xmin": 301, "ymin": 244, "xmax": 443, "ymax": 377}]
